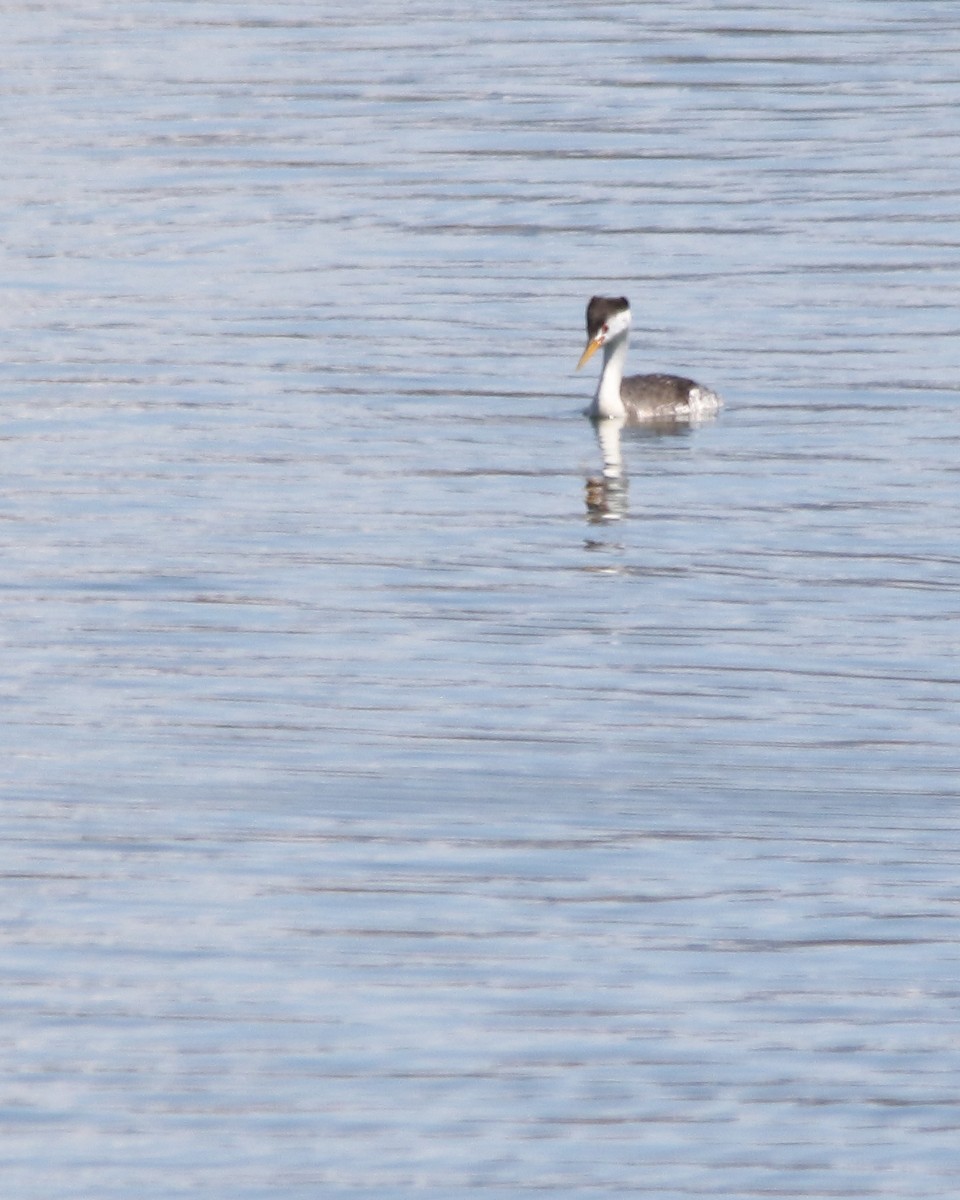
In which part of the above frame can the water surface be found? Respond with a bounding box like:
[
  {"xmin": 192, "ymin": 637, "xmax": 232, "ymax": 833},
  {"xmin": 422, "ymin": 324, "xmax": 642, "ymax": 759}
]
[{"xmin": 3, "ymin": 2, "xmax": 960, "ymax": 1197}]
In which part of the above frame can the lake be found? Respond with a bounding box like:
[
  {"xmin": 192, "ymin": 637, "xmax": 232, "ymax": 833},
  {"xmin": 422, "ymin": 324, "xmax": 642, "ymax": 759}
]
[{"xmin": 3, "ymin": 2, "xmax": 960, "ymax": 1197}]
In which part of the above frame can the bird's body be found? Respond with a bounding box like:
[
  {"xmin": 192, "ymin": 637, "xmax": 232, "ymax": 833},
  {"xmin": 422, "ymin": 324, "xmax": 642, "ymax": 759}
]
[{"xmin": 577, "ymin": 295, "xmax": 721, "ymax": 422}]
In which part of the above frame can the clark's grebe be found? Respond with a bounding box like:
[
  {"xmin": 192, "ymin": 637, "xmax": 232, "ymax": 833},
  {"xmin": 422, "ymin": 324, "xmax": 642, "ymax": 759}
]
[{"xmin": 577, "ymin": 295, "xmax": 721, "ymax": 422}]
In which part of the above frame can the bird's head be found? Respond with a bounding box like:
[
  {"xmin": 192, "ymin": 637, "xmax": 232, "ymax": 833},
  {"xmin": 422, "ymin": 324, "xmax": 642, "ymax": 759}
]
[{"xmin": 577, "ymin": 296, "xmax": 632, "ymax": 369}]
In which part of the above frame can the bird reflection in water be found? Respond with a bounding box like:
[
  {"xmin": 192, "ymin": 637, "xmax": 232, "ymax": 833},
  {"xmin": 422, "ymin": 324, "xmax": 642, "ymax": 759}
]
[
  {"xmin": 584, "ymin": 413, "xmax": 705, "ymax": 524},
  {"xmin": 585, "ymin": 415, "xmax": 629, "ymax": 523}
]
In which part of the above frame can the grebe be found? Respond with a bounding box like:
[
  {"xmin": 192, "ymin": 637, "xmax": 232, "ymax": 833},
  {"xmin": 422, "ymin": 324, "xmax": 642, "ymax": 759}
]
[{"xmin": 576, "ymin": 295, "xmax": 721, "ymax": 422}]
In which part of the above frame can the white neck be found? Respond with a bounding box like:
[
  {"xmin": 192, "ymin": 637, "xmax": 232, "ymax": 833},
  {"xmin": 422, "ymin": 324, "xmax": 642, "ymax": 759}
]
[{"xmin": 589, "ymin": 330, "xmax": 628, "ymax": 419}]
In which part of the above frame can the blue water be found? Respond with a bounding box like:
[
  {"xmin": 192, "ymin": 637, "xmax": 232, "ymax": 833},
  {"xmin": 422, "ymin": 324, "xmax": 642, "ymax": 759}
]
[{"xmin": 3, "ymin": 3, "xmax": 960, "ymax": 1197}]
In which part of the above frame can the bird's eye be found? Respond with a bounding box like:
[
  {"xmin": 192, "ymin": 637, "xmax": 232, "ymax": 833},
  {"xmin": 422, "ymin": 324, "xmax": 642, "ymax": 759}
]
[{"xmin": 601, "ymin": 324, "xmax": 608, "ymax": 333}]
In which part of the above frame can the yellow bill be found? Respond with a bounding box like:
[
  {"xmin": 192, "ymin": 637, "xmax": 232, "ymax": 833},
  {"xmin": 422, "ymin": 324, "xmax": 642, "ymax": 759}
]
[{"xmin": 576, "ymin": 336, "xmax": 603, "ymax": 371}]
